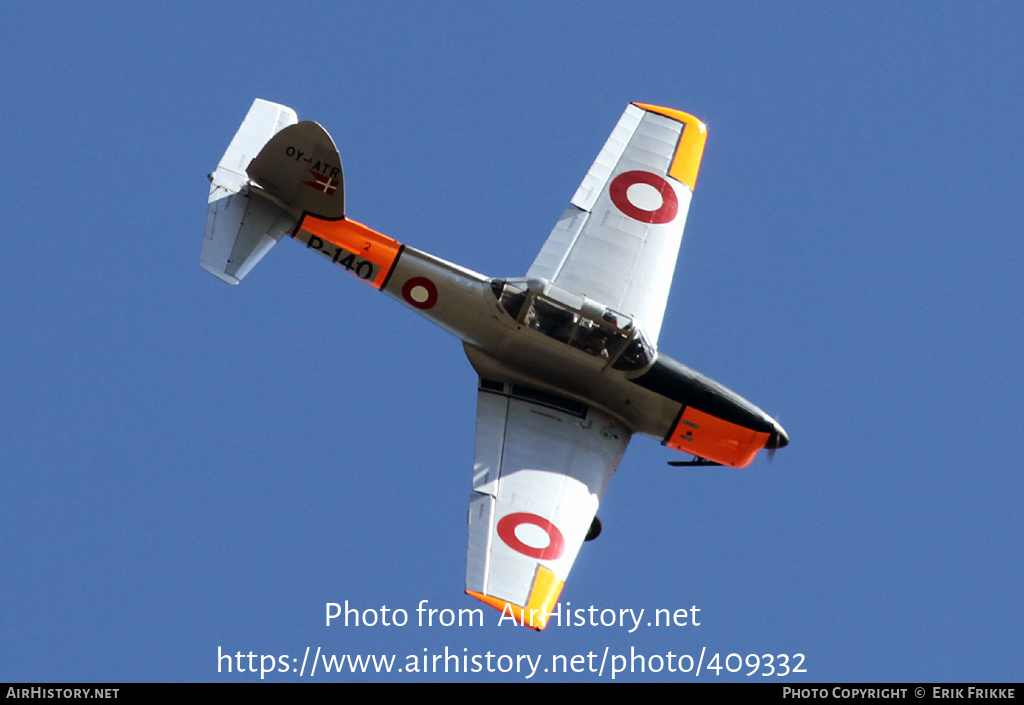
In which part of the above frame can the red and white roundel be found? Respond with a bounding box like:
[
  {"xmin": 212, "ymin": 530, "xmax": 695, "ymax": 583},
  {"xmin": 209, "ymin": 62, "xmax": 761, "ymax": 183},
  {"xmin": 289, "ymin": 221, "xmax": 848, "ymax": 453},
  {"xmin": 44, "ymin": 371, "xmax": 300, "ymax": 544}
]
[
  {"xmin": 401, "ymin": 276, "xmax": 438, "ymax": 309},
  {"xmin": 609, "ymin": 170, "xmax": 679, "ymax": 224},
  {"xmin": 497, "ymin": 512, "xmax": 565, "ymax": 560}
]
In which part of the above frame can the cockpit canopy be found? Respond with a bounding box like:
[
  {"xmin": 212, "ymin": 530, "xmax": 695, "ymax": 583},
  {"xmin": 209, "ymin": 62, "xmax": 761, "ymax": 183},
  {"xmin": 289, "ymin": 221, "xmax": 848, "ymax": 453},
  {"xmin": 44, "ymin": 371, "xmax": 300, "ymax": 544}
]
[{"xmin": 489, "ymin": 278, "xmax": 655, "ymax": 371}]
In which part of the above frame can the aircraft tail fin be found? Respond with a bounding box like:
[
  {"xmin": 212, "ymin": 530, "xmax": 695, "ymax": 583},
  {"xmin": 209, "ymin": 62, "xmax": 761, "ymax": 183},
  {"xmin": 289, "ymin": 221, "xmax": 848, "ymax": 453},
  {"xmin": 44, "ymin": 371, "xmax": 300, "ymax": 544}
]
[{"xmin": 201, "ymin": 99, "xmax": 346, "ymax": 284}]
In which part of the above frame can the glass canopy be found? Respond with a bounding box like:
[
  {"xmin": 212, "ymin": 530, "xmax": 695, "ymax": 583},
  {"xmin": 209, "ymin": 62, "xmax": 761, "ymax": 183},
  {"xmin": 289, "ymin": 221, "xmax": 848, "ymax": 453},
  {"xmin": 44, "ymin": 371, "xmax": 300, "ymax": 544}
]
[{"xmin": 489, "ymin": 279, "xmax": 654, "ymax": 371}]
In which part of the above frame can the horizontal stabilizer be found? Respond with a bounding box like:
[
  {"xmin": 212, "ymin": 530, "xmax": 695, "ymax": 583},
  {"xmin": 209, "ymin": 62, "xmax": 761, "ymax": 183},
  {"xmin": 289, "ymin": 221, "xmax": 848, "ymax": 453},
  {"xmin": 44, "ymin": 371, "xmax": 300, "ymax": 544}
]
[
  {"xmin": 202, "ymin": 99, "xmax": 300, "ymax": 285},
  {"xmin": 202, "ymin": 192, "xmax": 298, "ymax": 284}
]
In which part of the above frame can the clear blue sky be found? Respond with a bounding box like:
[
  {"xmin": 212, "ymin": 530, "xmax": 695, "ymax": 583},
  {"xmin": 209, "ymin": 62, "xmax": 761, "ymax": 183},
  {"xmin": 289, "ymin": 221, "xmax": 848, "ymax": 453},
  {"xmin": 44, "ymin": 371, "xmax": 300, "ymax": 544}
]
[{"xmin": 2, "ymin": 2, "xmax": 1021, "ymax": 682}]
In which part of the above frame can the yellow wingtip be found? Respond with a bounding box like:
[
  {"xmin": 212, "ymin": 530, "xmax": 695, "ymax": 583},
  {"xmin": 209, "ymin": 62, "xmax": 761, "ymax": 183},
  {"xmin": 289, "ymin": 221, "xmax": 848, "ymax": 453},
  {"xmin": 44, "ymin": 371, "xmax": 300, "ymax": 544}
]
[
  {"xmin": 632, "ymin": 103, "xmax": 708, "ymax": 191},
  {"xmin": 467, "ymin": 567, "xmax": 565, "ymax": 631}
]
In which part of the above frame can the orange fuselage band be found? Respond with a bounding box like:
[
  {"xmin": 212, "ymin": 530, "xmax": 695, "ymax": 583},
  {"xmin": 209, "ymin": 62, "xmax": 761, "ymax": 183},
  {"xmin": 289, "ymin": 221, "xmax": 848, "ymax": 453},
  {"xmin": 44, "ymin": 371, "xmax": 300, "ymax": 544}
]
[{"xmin": 295, "ymin": 215, "xmax": 403, "ymax": 290}]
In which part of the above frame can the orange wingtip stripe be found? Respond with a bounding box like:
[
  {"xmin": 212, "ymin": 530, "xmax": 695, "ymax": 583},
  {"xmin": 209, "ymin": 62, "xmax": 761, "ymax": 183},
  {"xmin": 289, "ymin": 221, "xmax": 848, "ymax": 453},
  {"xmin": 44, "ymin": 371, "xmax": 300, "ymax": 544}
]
[
  {"xmin": 632, "ymin": 103, "xmax": 708, "ymax": 191},
  {"xmin": 467, "ymin": 567, "xmax": 564, "ymax": 631}
]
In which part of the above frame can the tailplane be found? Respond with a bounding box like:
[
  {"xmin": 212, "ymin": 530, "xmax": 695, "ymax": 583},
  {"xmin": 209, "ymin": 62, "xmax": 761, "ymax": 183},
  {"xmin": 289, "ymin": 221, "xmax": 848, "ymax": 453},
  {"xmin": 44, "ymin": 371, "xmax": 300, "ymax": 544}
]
[{"xmin": 201, "ymin": 99, "xmax": 345, "ymax": 284}]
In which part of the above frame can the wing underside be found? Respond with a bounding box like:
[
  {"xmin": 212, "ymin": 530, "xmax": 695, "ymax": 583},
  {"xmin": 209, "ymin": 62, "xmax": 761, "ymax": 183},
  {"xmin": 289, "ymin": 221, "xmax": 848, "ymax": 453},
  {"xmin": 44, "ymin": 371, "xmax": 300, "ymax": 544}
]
[
  {"xmin": 466, "ymin": 380, "xmax": 629, "ymax": 629},
  {"xmin": 526, "ymin": 103, "xmax": 707, "ymax": 344}
]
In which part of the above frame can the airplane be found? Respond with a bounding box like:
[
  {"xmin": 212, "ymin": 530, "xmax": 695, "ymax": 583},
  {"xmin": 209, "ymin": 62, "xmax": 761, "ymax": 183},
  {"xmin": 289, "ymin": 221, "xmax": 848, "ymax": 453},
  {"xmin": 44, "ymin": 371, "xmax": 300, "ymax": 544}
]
[{"xmin": 201, "ymin": 99, "xmax": 789, "ymax": 630}]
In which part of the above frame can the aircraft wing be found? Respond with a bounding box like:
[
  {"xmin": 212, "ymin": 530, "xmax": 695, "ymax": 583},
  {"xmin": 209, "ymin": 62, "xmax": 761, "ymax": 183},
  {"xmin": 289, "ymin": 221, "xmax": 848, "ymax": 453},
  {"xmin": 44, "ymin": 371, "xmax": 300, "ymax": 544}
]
[
  {"xmin": 526, "ymin": 103, "xmax": 707, "ymax": 344},
  {"xmin": 466, "ymin": 380, "xmax": 629, "ymax": 629}
]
